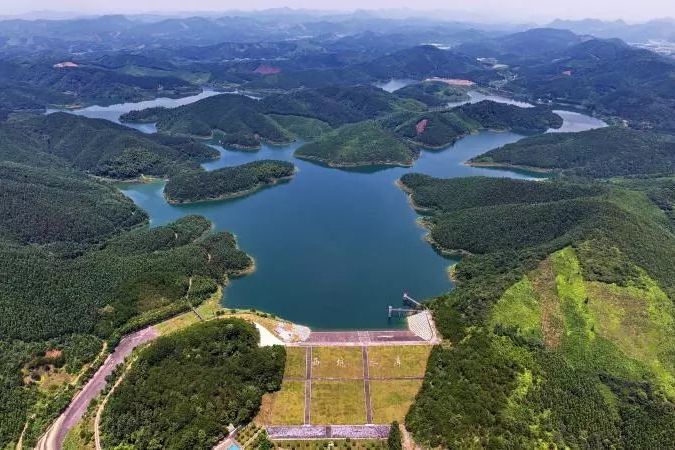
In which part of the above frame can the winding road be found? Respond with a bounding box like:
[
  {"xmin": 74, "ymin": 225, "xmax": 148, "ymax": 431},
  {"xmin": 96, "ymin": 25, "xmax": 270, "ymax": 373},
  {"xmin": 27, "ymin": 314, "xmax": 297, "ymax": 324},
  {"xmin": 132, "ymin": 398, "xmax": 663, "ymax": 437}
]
[{"xmin": 35, "ymin": 327, "xmax": 159, "ymax": 450}]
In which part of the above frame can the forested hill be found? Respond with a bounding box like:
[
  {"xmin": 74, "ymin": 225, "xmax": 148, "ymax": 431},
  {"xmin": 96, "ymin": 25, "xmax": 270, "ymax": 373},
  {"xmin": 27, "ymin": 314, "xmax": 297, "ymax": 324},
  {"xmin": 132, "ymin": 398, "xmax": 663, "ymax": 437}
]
[
  {"xmin": 294, "ymin": 101, "xmax": 562, "ymax": 167},
  {"xmin": 295, "ymin": 121, "xmax": 416, "ymax": 167},
  {"xmin": 0, "ymin": 116, "xmax": 255, "ymax": 447},
  {"xmin": 101, "ymin": 319, "xmax": 285, "ymax": 449},
  {"xmin": 399, "ymin": 175, "xmax": 675, "ymax": 448},
  {"xmin": 471, "ymin": 126, "xmax": 675, "ymax": 178},
  {"xmin": 383, "ymin": 101, "xmax": 562, "ymax": 149},
  {"xmin": 0, "ymin": 59, "xmax": 200, "ymax": 110},
  {"xmin": 121, "ymin": 94, "xmax": 293, "ymax": 146},
  {"xmin": 164, "ymin": 160, "xmax": 296, "ymax": 204},
  {"xmin": 505, "ymin": 38, "xmax": 675, "ymax": 132},
  {"xmin": 455, "ymin": 101, "xmax": 563, "ymax": 134},
  {"xmin": 1, "ymin": 113, "xmax": 218, "ymax": 179},
  {"xmin": 120, "ymin": 85, "xmax": 418, "ymax": 147},
  {"xmin": 0, "ymin": 162, "xmax": 144, "ymax": 245}
]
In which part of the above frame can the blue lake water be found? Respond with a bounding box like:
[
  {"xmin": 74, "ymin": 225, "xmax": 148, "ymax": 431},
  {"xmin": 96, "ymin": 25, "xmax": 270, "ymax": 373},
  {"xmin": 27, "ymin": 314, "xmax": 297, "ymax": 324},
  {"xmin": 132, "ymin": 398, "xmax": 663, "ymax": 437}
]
[
  {"xmin": 120, "ymin": 132, "xmax": 542, "ymax": 330},
  {"xmin": 45, "ymin": 89, "xmax": 220, "ymax": 133},
  {"xmin": 62, "ymin": 90, "xmax": 605, "ymax": 330}
]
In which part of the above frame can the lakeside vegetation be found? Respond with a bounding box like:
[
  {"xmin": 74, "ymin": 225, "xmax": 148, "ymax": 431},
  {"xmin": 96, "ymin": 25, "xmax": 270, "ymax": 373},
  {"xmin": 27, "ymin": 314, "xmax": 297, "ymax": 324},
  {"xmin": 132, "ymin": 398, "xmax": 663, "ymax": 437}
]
[
  {"xmin": 294, "ymin": 100, "xmax": 562, "ymax": 167},
  {"xmin": 400, "ymin": 174, "xmax": 675, "ymax": 448},
  {"xmin": 394, "ymin": 81, "xmax": 470, "ymax": 107},
  {"xmin": 165, "ymin": 160, "xmax": 296, "ymax": 203},
  {"xmin": 0, "ymin": 60, "xmax": 200, "ymax": 110},
  {"xmin": 123, "ymin": 94, "xmax": 293, "ymax": 146},
  {"xmin": 506, "ymin": 38, "xmax": 675, "ymax": 133},
  {"xmin": 0, "ymin": 115, "xmax": 255, "ymax": 446},
  {"xmin": 2, "ymin": 14, "xmax": 675, "ymax": 449},
  {"xmin": 472, "ymin": 127, "xmax": 675, "ymax": 178},
  {"xmin": 121, "ymin": 85, "xmax": 419, "ymax": 147},
  {"xmin": 101, "ymin": 319, "xmax": 285, "ymax": 449}
]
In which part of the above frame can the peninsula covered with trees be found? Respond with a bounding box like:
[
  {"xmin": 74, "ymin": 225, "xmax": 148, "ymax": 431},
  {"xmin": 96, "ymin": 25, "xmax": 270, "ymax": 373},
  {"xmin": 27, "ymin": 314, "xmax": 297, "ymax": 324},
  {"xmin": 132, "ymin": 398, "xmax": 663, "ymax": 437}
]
[
  {"xmin": 471, "ymin": 126, "xmax": 675, "ymax": 178},
  {"xmin": 295, "ymin": 100, "xmax": 562, "ymax": 166},
  {"xmin": 294, "ymin": 121, "xmax": 416, "ymax": 167}
]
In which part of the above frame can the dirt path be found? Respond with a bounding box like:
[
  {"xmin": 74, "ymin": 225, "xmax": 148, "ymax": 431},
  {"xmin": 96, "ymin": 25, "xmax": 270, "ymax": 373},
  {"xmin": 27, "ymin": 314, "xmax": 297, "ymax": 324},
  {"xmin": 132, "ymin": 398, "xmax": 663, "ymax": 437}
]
[
  {"xmin": 304, "ymin": 347, "xmax": 312, "ymax": 425},
  {"xmin": 94, "ymin": 356, "xmax": 137, "ymax": 450},
  {"xmin": 36, "ymin": 327, "xmax": 159, "ymax": 450},
  {"xmin": 362, "ymin": 347, "xmax": 373, "ymax": 424}
]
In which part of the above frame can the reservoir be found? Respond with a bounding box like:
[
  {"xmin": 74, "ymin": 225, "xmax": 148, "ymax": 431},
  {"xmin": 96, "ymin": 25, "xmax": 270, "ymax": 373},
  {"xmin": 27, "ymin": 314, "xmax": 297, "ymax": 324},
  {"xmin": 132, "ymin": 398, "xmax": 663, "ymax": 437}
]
[{"xmin": 66, "ymin": 91, "xmax": 605, "ymax": 330}]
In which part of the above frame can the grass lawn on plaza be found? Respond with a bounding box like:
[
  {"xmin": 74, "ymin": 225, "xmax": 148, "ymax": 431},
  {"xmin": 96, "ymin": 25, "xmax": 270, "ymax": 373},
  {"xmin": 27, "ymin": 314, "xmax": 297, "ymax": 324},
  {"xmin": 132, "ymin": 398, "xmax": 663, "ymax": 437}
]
[
  {"xmin": 311, "ymin": 347, "xmax": 364, "ymax": 379},
  {"xmin": 370, "ymin": 379, "xmax": 424, "ymax": 423},
  {"xmin": 267, "ymin": 380, "xmax": 306, "ymax": 425},
  {"xmin": 310, "ymin": 380, "xmax": 366, "ymax": 424},
  {"xmin": 284, "ymin": 347, "xmax": 307, "ymax": 379},
  {"xmin": 366, "ymin": 345, "xmax": 431, "ymax": 379}
]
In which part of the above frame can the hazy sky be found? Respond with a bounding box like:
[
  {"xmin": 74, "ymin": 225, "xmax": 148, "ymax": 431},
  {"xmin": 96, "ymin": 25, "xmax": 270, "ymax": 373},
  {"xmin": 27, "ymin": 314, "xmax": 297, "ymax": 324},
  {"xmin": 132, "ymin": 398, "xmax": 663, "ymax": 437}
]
[{"xmin": 2, "ymin": 0, "xmax": 675, "ymax": 22}]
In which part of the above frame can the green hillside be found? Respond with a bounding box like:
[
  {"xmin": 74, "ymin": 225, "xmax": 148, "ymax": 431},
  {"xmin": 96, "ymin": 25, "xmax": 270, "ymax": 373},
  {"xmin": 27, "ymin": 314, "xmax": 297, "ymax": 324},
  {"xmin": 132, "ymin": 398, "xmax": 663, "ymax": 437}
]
[
  {"xmin": 472, "ymin": 127, "xmax": 675, "ymax": 177},
  {"xmin": 1, "ymin": 113, "xmax": 218, "ymax": 179},
  {"xmin": 101, "ymin": 319, "xmax": 285, "ymax": 450},
  {"xmin": 164, "ymin": 160, "xmax": 296, "ymax": 203},
  {"xmin": 394, "ymin": 81, "xmax": 470, "ymax": 107},
  {"xmin": 508, "ymin": 39, "xmax": 675, "ymax": 132},
  {"xmin": 400, "ymin": 175, "xmax": 675, "ymax": 448},
  {"xmin": 382, "ymin": 101, "xmax": 562, "ymax": 148},
  {"xmin": 295, "ymin": 121, "xmax": 415, "ymax": 167},
  {"xmin": 123, "ymin": 94, "xmax": 292, "ymax": 147},
  {"xmin": 0, "ymin": 171, "xmax": 252, "ymax": 445},
  {"xmin": 455, "ymin": 101, "xmax": 563, "ymax": 134}
]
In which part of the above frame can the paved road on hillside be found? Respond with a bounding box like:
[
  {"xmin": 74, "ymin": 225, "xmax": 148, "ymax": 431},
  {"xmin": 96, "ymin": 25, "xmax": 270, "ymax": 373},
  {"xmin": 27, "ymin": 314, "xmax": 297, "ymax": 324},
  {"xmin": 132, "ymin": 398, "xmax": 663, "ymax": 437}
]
[{"xmin": 36, "ymin": 327, "xmax": 159, "ymax": 450}]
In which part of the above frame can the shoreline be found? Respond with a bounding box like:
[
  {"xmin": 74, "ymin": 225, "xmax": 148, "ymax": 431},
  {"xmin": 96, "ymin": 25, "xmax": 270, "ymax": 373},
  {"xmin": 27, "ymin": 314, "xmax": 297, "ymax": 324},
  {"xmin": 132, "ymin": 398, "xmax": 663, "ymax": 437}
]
[
  {"xmin": 465, "ymin": 160, "xmax": 556, "ymax": 173},
  {"xmin": 230, "ymin": 256, "xmax": 257, "ymax": 279},
  {"xmin": 294, "ymin": 153, "xmax": 414, "ymax": 169},
  {"xmin": 394, "ymin": 179, "xmax": 435, "ymax": 213},
  {"xmin": 395, "ymin": 179, "xmax": 472, "ymax": 257},
  {"xmin": 95, "ymin": 174, "xmax": 168, "ymax": 184}
]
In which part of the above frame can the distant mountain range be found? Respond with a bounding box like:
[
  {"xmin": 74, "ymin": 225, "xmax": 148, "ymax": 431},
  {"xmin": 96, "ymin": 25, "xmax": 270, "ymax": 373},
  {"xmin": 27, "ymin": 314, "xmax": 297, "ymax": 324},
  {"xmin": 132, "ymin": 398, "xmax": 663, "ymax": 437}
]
[{"xmin": 548, "ymin": 18, "xmax": 675, "ymax": 43}]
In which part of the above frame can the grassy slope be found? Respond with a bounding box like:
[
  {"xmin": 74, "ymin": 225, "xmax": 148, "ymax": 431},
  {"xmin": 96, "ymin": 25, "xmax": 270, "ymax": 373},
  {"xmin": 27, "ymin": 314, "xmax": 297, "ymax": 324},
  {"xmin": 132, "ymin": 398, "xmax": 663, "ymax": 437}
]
[{"xmin": 402, "ymin": 175, "xmax": 675, "ymax": 448}]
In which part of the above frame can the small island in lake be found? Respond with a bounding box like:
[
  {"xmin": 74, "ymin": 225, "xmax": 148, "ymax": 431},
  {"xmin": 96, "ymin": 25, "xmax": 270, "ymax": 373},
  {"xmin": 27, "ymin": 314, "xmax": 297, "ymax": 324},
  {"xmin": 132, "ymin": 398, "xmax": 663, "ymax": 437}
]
[{"xmin": 164, "ymin": 160, "xmax": 296, "ymax": 204}]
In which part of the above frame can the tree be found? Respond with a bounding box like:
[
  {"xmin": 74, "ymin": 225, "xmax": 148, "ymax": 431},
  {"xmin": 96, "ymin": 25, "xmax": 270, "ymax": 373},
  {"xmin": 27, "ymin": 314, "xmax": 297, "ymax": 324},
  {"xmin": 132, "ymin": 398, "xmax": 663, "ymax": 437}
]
[{"xmin": 388, "ymin": 421, "xmax": 403, "ymax": 450}]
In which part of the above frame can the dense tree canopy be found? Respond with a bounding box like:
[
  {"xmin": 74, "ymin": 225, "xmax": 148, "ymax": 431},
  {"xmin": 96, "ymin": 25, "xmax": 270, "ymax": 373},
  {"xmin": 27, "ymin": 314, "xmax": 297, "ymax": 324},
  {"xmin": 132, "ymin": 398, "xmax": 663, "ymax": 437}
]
[
  {"xmin": 472, "ymin": 127, "xmax": 675, "ymax": 178},
  {"xmin": 295, "ymin": 121, "xmax": 416, "ymax": 167},
  {"xmin": 401, "ymin": 175, "xmax": 675, "ymax": 448},
  {"xmin": 165, "ymin": 160, "xmax": 296, "ymax": 203},
  {"xmin": 0, "ymin": 113, "xmax": 218, "ymax": 179},
  {"xmin": 101, "ymin": 319, "xmax": 285, "ymax": 450}
]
